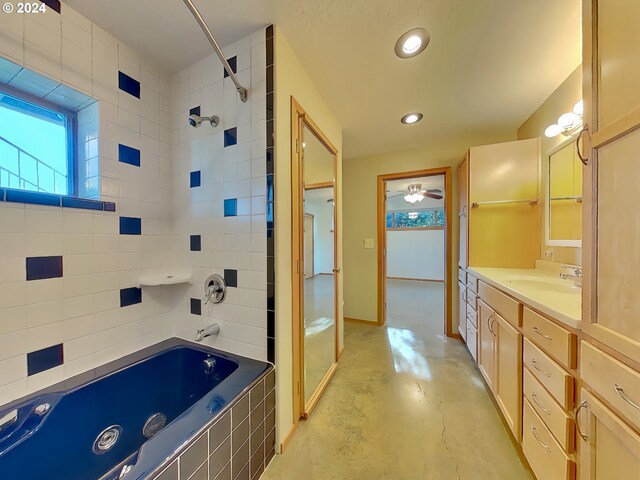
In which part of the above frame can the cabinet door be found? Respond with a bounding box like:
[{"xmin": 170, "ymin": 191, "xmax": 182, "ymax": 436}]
[
  {"xmin": 458, "ymin": 281, "xmax": 467, "ymax": 341},
  {"xmin": 495, "ymin": 314, "xmax": 523, "ymax": 440},
  {"xmin": 578, "ymin": 389, "xmax": 640, "ymax": 480},
  {"xmin": 582, "ymin": 0, "xmax": 640, "ymax": 362},
  {"xmin": 457, "ymin": 155, "xmax": 469, "ymax": 269},
  {"xmin": 478, "ymin": 300, "xmax": 496, "ymax": 391}
]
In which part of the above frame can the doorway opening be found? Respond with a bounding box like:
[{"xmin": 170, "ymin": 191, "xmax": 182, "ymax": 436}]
[{"xmin": 377, "ymin": 168, "xmax": 453, "ymax": 336}]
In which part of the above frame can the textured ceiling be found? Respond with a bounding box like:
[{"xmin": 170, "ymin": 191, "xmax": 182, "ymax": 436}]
[{"xmin": 64, "ymin": 0, "xmax": 582, "ymax": 159}]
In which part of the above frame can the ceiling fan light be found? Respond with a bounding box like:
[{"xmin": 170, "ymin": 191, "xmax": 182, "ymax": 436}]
[
  {"xmin": 545, "ymin": 124, "xmax": 563, "ymax": 138},
  {"xmin": 558, "ymin": 112, "xmax": 579, "ymax": 129},
  {"xmin": 573, "ymin": 100, "xmax": 584, "ymax": 116}
]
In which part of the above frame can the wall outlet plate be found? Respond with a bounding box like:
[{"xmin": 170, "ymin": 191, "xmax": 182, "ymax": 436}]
[{"xmin": 364, "ymin": 239, "xmax": 374, "ymax": 249}]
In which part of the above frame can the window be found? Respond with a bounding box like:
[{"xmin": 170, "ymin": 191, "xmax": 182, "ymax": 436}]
[
  {"xmin": 387, "ymin": 208, "xmax": 445, "ymax": 229},
  {"xmin": 0, "ymin": 87, "xmax": 75, "ymax": 196}
]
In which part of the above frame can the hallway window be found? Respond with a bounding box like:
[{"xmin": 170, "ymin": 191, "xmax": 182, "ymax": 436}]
[{"xmin": 388, "ymin": 208, "xmax": 444, "ymax": 230}]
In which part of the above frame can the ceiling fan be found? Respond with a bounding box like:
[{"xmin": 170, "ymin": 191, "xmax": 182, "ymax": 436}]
[{"xmin": 387, "ymin": 184, "xmax": 443, "ymax": 204}]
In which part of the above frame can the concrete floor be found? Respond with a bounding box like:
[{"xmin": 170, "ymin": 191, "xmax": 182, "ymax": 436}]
[{"xmin": 263, "ymin": 280, "xmax": 532, "ymax": 480}]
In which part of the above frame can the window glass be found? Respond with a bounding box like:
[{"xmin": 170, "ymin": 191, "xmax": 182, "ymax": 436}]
[
  {"xmin": 0, "ymin": 91, "xmax": 72, "ymax": 195},
  {"xmin": 388, "ymin": 209, "xmax": 445, "ymax": 229}
]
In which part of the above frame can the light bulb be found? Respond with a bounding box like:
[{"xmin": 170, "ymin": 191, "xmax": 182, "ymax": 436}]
[
  {"xmin": 558, "ymin": 112, "xmax": 579, "ymax": 129},
  {"xmin": 402, "ymin": 35, "xmax": 422, "ymax": 54},
  {"xmin": 573, "ymin": 100, "xmax": 584, "ymax": 116},
  {"xmin": 545, "ymin": 124, "xmax": 563, "ymax": 138}
]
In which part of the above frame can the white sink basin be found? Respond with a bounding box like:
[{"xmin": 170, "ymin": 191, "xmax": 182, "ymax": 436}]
[{"xmin": 506, "ymin": 277, "xmax": 581, "ymax": 294}]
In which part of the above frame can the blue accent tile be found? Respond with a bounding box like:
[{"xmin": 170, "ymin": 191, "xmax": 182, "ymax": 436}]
[
  {"xmin": 61, "ymin": 197, "xmax": 103, "ymax": 211},
  {"xmin": 190, "ymin": 171, "xmax": 201, "ymax": 188},
  {"xmin": 224, "ymin": 127, "xmax": 237, "ymax": 147},
  {"xmin": 266, "ymin": 202, "xmax": 274, "ymax": 229},
  {"xmin": 118, "ymin": 71, "xmax": 140, "ymax": 98},
  {"xmin": 224, "ymin": 198, "xmax": 237, "ymax": 217},
  {"xmin": 118, "ymin": 144, "xmax": 141, "ymax": 167},
  {"xmin": 190, "ymin": 235, "xmax": 201, "ymax": 252},
  {"xmin": 120, "ymin": 287, "xmax": 142, "ymax": 307},
  {"xmin": 224, "ymin": 269, "xmax": 237, "ymax": 288},
  {"xmin": 223, "ymin": 56, "xmax": 237, "ymax": 78},
  {"xmin": 6, "ymin": 189, "xmax": 60, "ymax": 206},
  {"xmin": 190, "ymin": 298, "xmax": 201, "ymax": 315},
  {"xmin": 266, "ymin": 174, "xmax": 274, "ymax": 202},
  {"xmin": 104, "ymin": 202, "xmax": 116, "ymax": 212},
  {"xmin": 0, "ymin": 188, "xmax": 5, "ymax": 201},
  {"xmin": 119, "ymin": 217, "xmax": 141, "ymax": 235},
  {"xmin": 27, "ymin": 344, "xmax": 63, "ymax": 376},
  {"xmin": 26, "ymin": 256, "xmax": 63, "ymax": 281},
  {"xmin": 189, "ymin": 106, "xmax": 201, "ymax": 116}
]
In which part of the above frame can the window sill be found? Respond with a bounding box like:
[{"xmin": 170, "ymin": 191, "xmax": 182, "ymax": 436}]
[{"xmin": 0, "ymin": 188, "xmax": 116, "ymax": 212}]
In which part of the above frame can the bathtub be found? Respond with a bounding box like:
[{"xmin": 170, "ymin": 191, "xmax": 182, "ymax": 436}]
[{"xmin": 0, "ymin": 338, "xmax": 275, "ymax": 480}]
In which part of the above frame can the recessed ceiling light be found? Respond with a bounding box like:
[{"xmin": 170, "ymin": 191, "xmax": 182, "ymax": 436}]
[
  {"xmin": 395, "ymin": 28, "xmax": 430, "ymax": 58},
  {"xmin": 401, "ymin": 113, "xmax": 423, "ymax": 124}
]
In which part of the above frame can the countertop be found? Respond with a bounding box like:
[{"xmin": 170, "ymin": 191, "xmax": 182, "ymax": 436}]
[{"xmin": 468, "ymin": 266, "xmax": 581, "ymax": 329}]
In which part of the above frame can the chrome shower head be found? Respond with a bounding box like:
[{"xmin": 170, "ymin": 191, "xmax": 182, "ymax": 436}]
[{"xmin": 188, "ymin": 114, "xmax": 219, "ymax": 128}]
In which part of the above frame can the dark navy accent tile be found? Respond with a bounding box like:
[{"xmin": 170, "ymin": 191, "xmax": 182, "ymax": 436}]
[
  {"xmin": 27, "ymin": 344, "xmax": 63, "ymax": 376},
  {"xmin": 190, "ymin": 235, "xmax": 201, "ymax": 252},
  {"xmin": 266, "ymin": 25, "xmax": 274, "ymax": 40},
  {"xmin": 224, "ymin": 269, "xmax": 237, "ymax": 288},
  {"xmin": 104, "ymin": 202, "xmax": 116, "ymax": 212},
  {"xmin": 118, "ymin": 144, "xmax": 141, "ymax": 167},
  {"xmin": 266, "ymin": 174, "xmax": 274, "ymax": 202},
  {"xmin": 267, "ymin": 256, "xmax": 275, "ymax": 284},
  {"xmin": 266, "ymin": 120, "xmax": 274, "ymax": 148},
  {"xmin": 61, "ymin": 197, "xmax": 103, "ymax": 211},
  {"xmin": 120, "ymin": 287, "xmax": 142, "ymax": 307},
  {"xmin": 190, "ymin": 171, "xmax": 201, "ymax": 188},
  {"xmin": 266, "ymin": 147, "xmax": 274, "ymax": 175},
  {"xmin": 267, "ymin": 283, "xmax": 275, "ymax": 311},
  {"xmin": 223, "ymin": 56, "xmax": 237, "ymax": 78},
  {"xmin": 189, "ymin": 106, "xmax": 201, "ymax": 116},
  {"xmin": 6, "ymin": 189, "xmax": 60, "ymax": 206},
  {"xmin": 224, "ymin": 198, "xmax": 237, "ymax": 217},
  {"xmin": 266, "ymin": 202, "xmax": 274, "ymax": 229},
  {"xmin": 266, "ymin": 229, "xmax": 274, "ymax": 257},
  {"xmin": 266, "ymin": 65, "xmax": 273, "ymax": 94},
  {"xmin": 266, "ymin": 93, "xmax": 273, "ymax": 121},
  {"xmin": 267, "ymin": 337, "xmax": 275, "ymax": 364},
  {"xmin": 191, "ymin": 298, "xmax": 202, "ymax": 316},
  {"xmin": 40, "ymin": 0, "xmax": 61, "ymax": 13},
  {"xmin": 118, "ymin": 71, "xmax": 140, "ymax": 98},
  {"xmin": 224, "ymin": 127, "xmax": 237, "ymax": 147},
  {"xmin": 266, "ymin": 37, "xmax": 274, "ymax": 67},
  {"xmin": 0, "ymin": 187, "xmax": 5, "ymax": 201},
  {"xmin": 26, "ymin": 256, "xmax": 63, "ymax": 281},
  {"xmin": 119, "ymin": 217, "xmax": 141, "ymax": 235},
  {"xmin": 267, "ymin": 311, "xmax": 275, "ymax": 338}
]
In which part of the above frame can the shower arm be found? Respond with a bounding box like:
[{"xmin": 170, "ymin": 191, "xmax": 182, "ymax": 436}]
[{"xmin": 182, "ymin": 0, "xmax": 249, "ymax": 103}]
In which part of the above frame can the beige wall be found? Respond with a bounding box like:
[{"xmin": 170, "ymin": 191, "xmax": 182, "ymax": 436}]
[
  {"xmin": 517, "ymin": 66, "xmax": 582, "ymax": 266},
  {"xmin": 343, "ymin": 133, "xmax": 514, "ymax": 324},
  {"xmin": 273, "ymin": 26, "xmax": 343, "ymax": 449}
]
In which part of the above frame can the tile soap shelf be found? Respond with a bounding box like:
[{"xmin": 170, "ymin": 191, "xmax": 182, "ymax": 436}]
[{"xmin": 137, "ymin": 271, "xmax": 193, "ymax": 287}]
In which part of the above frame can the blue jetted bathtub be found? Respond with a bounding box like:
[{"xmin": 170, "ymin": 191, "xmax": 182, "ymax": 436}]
[{"xmin": 0, "ymin": 338, "xmax": 272, "ymax": 480}]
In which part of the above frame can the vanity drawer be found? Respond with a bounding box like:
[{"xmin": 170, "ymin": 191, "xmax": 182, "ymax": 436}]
[
  {"xmin": 467, "ymin": 290, "xmax": 478, "ymax": 311},
  {"xmin": 524, "ymin": 368, "xmax": 575, "ymax": 453},
  {"xmin": 523, "ymin": 399, "xmax": 575, "ymax": 480},
  {"xmin": 523, "ymin": 307, "xmax": 577, "ymax": 370},
  {"xmin": 524, "ymin": 338, "xmax": 574, "ymax": 410},
  {"xmin": 466, "ymin": 322, "xmax": 477, "ymax": 362},
  {"xmin": 466, "ymin": 303, "xmax": 477, "ymax": 328},
  {"xmin": 458, "ymin": 268, "xmax": 467, "ymax": 284},
  {"xmin": 466, "ymin": 273, "xmax": 478, "ymax": 293},
  {"xmin": 581, "ymin": 341, "xmax": 640, "ymax": 433},
  {"xmin": 478, "ymin": 281, "xmax": 521, "ymax": 328}
]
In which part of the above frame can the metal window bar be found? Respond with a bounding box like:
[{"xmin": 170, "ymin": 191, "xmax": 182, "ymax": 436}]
[
  {"xmin": 0, "ymin": 135, "xmax": 67, "ymax": 194},
  {"xmin": 471, "ymin": 199, "xmax": 538, "ymax": 208}
]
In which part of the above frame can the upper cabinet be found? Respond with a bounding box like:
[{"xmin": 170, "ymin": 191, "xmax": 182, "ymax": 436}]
[
  {"xmin": 582, "ymin": 0, "xmax": 640, "ymax": 363},
  {"xmin": 458, "ymin": 154, "xmax": 469, "ymax": 269}
]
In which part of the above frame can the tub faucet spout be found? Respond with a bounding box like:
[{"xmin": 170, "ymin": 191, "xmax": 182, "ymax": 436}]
[{"xmin": 196, "ymin": 323, "xmax": 220, "ymax": 342}]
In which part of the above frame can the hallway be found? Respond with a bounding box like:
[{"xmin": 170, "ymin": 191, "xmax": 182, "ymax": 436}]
[{"xmin": 262, "ymin": 319, "xmax": 532, "ymax": 479}]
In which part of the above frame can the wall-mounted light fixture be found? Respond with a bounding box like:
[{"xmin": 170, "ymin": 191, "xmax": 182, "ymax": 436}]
[
  {"xmin": 545, "ymin": 100, "xmax": 583, "ymax": 138},
  {"xmin": 403, "ymin": 184, "xmax": 424, "ymax": 204}
]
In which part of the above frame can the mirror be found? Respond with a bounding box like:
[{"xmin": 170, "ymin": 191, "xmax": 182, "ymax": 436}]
[
  {"xmin": 546, "ymin": 137, "xmax": 582, "ymax": 247},
  {"xmin": 301, "ymin": 123, "xmax": 337, "ymax": 409}
]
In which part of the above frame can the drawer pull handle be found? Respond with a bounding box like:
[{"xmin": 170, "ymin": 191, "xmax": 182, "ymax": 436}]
[
  {"xmin": 532, "ymin": 393, "xmax": 551, "ymax": 415},
  {"xmin": 614, "ymin": 384, "xmax": 640, "ymax": 411},
  {"xmin": 531, "ymin": 359, "xmax": 551, "ymax": 377},
  {"xmin": 533, "ymin": 326, "xmax": 553, "ymax": 341},
  {"xmin": 530, "ymin": 425, "xmax": 551, "ymax": 452},
  {"xmin": 462, "ymin": 291, "xmax": 467, "ymax": 302},
  {"xmin": 575, "ymin": 400, "xmax": 588, "ymax": 441}
]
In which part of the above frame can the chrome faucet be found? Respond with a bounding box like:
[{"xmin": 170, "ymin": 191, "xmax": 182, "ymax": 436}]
[
  {"xmin": 560, "ymin": 266, "xmax": 582, "ymax": 287},
  {"xmin": 195, "ymin": 323, "xmax": 221, "ymax": 342}
]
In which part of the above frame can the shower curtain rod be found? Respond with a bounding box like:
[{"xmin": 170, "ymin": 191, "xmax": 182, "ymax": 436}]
[{"xmin": 182, "ymin": 0, "xmax": 249, "ymax": 103}]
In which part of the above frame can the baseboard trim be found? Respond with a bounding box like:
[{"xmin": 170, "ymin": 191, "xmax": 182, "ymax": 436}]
[
  {"xmin": 280, "ymin": 422, "xmax": 299, "ymax": 453},
  {"xmin": 344, "ymin": 317, "xmax": 379, "ymax": 326},
  {"xmin": 386, "ymin": 276, "xmax": 444, "ymax": 283}
]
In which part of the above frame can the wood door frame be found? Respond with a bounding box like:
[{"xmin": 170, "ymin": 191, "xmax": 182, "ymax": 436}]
[
  {"xmin": 376, "ymin": 167, "xmax": 454, "ymax": 337},
  {"xmin": 291, "ymin": 96, "xmax": 340, "ymax": 425},
  {"xmin": 303, "ymin": 213, "xmax": 314, "ymax": 279}
]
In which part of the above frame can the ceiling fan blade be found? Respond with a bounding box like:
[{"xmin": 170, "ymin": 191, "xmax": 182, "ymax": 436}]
[
  {"xmin": 426, "ymin": 189, "xmax": 442, "ymax": 194},
  {"xmin": 424, "ymin": 192, "xmax": 443, "ymax": 200},
  {"xmin": 387, "ymin": 194, "xmax": 404, "ymax": 199}
]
